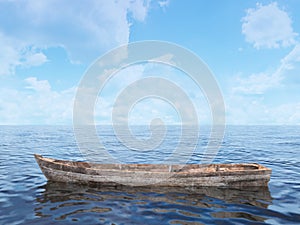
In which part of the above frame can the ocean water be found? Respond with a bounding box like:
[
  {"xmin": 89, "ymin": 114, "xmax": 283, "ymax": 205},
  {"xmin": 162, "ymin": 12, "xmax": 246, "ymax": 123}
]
[{"xmin": 0, "ymin": 125, "xmax": 300, "ymax": 224}]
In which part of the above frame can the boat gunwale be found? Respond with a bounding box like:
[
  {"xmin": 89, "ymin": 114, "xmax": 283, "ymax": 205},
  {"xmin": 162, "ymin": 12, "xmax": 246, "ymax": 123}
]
[{"xmin": 34, "ymin": 154, "xmax": 272, "ymax": 175}]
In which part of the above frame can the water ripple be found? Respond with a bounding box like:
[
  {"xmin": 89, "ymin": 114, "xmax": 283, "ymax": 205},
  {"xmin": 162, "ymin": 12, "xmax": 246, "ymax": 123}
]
[{"xmin": 0, "ymin": 125, "xmax": 300, "ymax": 224}]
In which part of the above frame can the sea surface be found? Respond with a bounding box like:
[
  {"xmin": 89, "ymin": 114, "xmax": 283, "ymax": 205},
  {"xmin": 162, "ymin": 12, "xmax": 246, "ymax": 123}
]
[{"xmin": 0, "ymin": 125, "xmax": 300, "ymax": 224}]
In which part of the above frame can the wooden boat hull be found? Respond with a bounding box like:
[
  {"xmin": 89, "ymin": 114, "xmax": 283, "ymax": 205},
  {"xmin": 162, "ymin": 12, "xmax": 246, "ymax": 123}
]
[{"xmin": 34, "ymin": 154, "xmax": 271, "ymax": 187}]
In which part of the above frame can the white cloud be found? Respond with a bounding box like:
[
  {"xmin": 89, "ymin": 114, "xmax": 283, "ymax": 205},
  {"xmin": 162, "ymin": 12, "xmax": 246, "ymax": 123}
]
[
  {"xmin": 271, "ymin": 103, "xmax": 300, "ymax": 124},
  {"xmin": 22, "ymin": 52, "xmax": 48, "ymax": 67},
  {"xmin": 0, "ymin": 77, "xmax": 75, "ymax": 125},
  {"xmin": 158, "ymin": 0, "xmax": 170, "ymax": 8},
  {"xmin": 225, "ymin": 95, "xmax": 268, "ymax": 124},
  {"xmin": 233, "ymin": 71, "xmax": 283, "ymax": 94},
  {"xmin": 0, "ymin": 1, "xmax": 175, "ymax": 125},
  {"xmin": 94, "ymin": 62, "xmax": 212, "ymax": 125},
  {"xmin": 242, "ymin": 2, "xmax": 297, "ymax": 49},
  {"xmin": 0, "ymin": 0, "xmax": 154, "ymax": 74},
  {"xmin": 0, "ymin": 32, "xmax": 48, "ymax": 75},
  {"xmin": 226, "ymin": 94, "xmax": 300, "ymax": 125},
  {"xmin": 0, "ymin": 32, "xmax": 21, "ymax": 75},
  {"xmin": 280, "ymin": 43, "xmax": 300, "ymax": 70},
  {"xmin": 128, "ymin": 0, "xmax": 151, "ymax": 21},
  {"xmin": 229, "ymin": 41, "xmax": 300, "ymax": 124},
  {"xmin": 0, "ymin": 0, "xmax": 167, "ymax": 76},
  {"xmin": 25, "ymin": 77, "xmax": 51, "ymax": 92},
  {"xmin": 233, "ymin": 43, "xmax": 300, "ymax": 94}
]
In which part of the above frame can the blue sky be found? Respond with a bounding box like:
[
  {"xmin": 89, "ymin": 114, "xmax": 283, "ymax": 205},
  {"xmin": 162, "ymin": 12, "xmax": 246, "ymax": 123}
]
[{"xmin": 0, "ymin": 0, "xmax": 300, "ymax": 125}]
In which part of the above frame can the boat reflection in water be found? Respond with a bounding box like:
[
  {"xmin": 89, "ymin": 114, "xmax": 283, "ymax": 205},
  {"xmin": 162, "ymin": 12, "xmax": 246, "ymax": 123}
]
[{"xmin": 35, "ymin": 182, "xmax": 272, "ymax": 224}]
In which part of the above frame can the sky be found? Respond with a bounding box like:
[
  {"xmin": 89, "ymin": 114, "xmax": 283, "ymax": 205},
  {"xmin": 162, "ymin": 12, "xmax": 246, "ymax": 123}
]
[{"xmin": 0, "ymin": 0, "xmax": 300, "ymax": 125}]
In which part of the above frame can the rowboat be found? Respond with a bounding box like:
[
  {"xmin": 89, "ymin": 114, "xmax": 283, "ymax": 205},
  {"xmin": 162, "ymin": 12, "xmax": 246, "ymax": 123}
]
[{"xmin": 34, "ymin": 154, "xmax": 271, "ymax": 187}]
